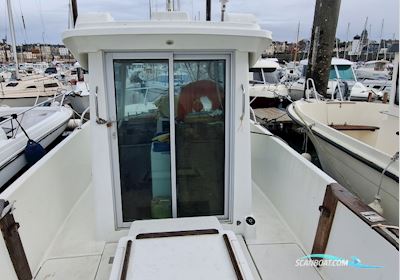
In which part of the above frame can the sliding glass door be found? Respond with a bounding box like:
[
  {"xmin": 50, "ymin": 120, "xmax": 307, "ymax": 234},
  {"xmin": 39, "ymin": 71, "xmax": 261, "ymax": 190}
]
[
  {"xmin": 113, "ymin": 58, "xmax": 172, "ymax": 223},
  {"xmin": 173, "ymin": 59, "xmax": 227, "ymax": 217},
  {"xmin": 108, "ymin": 53, "xmax": 230, "ymax": 227}
]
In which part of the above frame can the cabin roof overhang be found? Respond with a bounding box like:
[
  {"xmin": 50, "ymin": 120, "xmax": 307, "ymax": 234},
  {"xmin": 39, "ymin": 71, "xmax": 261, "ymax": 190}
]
[
  {"xmin": 62, "ymin": 14, "xmax": 272, "ymax": 69},
  {"xmin": 251, "ymin": 58, "xmax": 280, "ymax": 69}
]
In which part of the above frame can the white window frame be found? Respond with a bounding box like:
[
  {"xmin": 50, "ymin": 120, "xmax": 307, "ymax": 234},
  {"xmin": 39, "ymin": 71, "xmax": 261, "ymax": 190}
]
[{"xmin": 105, "ymin": 52, "xmax": 232, "ymax": 228}]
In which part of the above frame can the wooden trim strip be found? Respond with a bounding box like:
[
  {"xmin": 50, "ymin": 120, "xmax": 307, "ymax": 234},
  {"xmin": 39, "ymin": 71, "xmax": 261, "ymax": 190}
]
[
  {"xmin": 329, "ymin": 124, "xmax": 380, "ymax": 131},
  {"xmin": 223, "ymin": 234, "xmax": 244, "ymax": 280},
  {"xmin": 312, "ymin": 183, "xmax": 398, "ymax": 257},
  {"xmin": 330, "ymin": 183, "xmax": 399, "ymax": 249},
  {"xmin": 0, "ymin": 200, "xmax": 32, "ymax": 280},
  {"xmin": 136, "ymin": 229, "xmax": 219, "ymax": 239},
  {"xmin": 311, "ymin": 184, "xmax": 338, "ymax": 255},
  {"xmin": 120, "ymin": 240, "xmax": 132, "ymax": 280}
]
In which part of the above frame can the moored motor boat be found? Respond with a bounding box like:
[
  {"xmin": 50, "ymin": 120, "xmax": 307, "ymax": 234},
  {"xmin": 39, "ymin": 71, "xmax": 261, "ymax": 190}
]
[
  {"xmin": 288, "ymin": 58, "xmax": 378, "ymax": 101},
  {"xmin": 0, "ymin": 76, "xmax": 65, "ymax": 107},
  {"xmin": 287, "ymin": 54, "xmax": 399, "ymax": 225},
  {"xmin": 249, "ymin": 58, "xmax": 289, "ymax": 108},
  {"xmin": 0, "ymin": 95, "xmax": 72, "ymax": 187}
]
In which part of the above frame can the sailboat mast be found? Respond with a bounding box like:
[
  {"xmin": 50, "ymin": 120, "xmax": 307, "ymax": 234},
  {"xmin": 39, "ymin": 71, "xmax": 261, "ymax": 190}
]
[
  {"xmin": 293, "ymin": 21, "xmax": 300, "ymax": 62},
  {"xmin": 335, "ymin": 38, "xmax": 339, "ymax": 58},
  {"xmin": 357, "ymin": 17, "xmax": 368, "ymax": 60},
  {"xmin": 343, "ymin": 22, "xmax": 350, "ymax": 59},
  {"xmin": 365, "ymin": 24, "xmax": 371, "ymax": 61},
  {"xmin": 6, "ymin": 0, "xmax": 19, "ymax": 79},
  {"xmin": 376, "ymin": 19, "xmax": 384, "ymax": 60}
]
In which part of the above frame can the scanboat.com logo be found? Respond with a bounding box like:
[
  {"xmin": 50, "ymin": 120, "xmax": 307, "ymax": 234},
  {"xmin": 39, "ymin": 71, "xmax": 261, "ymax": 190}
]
[{"xmin": 296, "ymin": 254, "xmax": 384, "ymax": 269}]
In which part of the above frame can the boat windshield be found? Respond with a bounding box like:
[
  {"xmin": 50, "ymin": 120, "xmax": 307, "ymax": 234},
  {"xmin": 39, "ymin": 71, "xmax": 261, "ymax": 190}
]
[
  {"xmin": 262, "ymin": 68, "xmax": 280, "ymax": 83},
  {"xmin": 374, "ymin": 62, "xmax": 387, "ymax": 71},
  {"xmin": 336, "ymin": 65, "xmax": 355, "ymax": 81},
  {"xmin": 249, "ymin": 68, "xmax": 279, "ymax": 84},
  {"xmin": 329, "ymin": 67, "xmax": 337, "ymax": 80}
]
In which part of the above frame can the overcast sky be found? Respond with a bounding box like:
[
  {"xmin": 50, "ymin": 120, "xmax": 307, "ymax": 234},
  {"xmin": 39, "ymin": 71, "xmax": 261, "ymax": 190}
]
[{"xmin": 0, "ymin": 0, "xmax": 398, "ymax": 44}]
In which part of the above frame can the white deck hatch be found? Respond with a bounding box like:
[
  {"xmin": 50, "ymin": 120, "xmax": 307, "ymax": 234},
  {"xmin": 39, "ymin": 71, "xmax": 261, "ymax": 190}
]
[{"xmin": 110, "ymin": 217, "xmax": 254, "ymax": 280}]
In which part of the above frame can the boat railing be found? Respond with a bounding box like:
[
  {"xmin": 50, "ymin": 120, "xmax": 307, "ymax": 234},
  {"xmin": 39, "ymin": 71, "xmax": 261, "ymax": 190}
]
[
  {"xmin": 305, "ymin": 78, "xmax": 322, "ymax": 102},
  {"xmin": 0, "ymin": 89, "xmax": 70, "ymax": 138}
]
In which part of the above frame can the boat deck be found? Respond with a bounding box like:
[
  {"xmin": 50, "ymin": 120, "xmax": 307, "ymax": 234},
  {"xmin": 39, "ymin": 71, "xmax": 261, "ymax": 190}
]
[
  {"xmin": 34, "ymin": 182, "xmax": 323, "ymax": 280},
  {"xmin": 254, "ymin": 107, "xmax": 292, "ymax": 124}
]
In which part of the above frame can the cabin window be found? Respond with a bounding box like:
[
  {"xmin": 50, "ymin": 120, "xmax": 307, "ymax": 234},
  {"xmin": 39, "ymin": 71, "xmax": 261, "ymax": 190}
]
[
  {"xmin": 6, "ymin": 82, "xmax": 18, "ymax": 87},
  {"xmin": 44, "ymin": 83, "xmax": 59, "ymax": 88},
  {"xmin": 26, "ymin": 85, "xmax": 37, "ymax": 89},
  {"xmin": 108, "ymin": 54, "xmax": 230, "ymax": 227},
  {"xmin": 249, "ymin": 68, "xmax": 263, "ymax": 82},
  {"xmin": 374, "ymin": 62, "xmax": 386, "ymax": 71}
]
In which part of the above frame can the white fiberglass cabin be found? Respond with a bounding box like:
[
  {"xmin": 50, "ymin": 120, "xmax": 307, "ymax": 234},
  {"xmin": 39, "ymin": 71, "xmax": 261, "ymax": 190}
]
[{"xmin": 0, "ymin": 10, "xmax": 398, "ymax": 280}]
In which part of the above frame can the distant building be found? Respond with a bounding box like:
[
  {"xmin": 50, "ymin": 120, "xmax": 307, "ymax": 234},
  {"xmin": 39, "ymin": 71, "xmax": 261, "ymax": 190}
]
[
  {"xmin": 349, "ymin": 35, "xmax": 361, "ymax": 56},
  {"xmin": 0, "ymin": 43, "xmax": 74, "ymax": 63},
  {"xmin": 59, "ymin": 47, "xmax": 69, "ymax": 56}
]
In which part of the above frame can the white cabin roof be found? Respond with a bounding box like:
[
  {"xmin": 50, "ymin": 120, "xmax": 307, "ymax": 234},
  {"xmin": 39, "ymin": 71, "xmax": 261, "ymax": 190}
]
[
  {"xmin": 300, "ymin": 57, "xmax": 354, "ymax": 66},
  {"xmin": 364, "ymin": 60, "xmax": 390, "ymax": 65},
  {"xmin": 63, "ymin": 12, "xmax": 272, "ymax": 69},
  {"xmin": 251, "ymin": 58, "xmax": 280, "ymax": 69}
]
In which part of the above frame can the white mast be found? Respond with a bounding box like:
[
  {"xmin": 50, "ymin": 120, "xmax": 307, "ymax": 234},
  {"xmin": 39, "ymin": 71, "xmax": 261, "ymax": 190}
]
[
  {"xmin": 376, "ymin": 19, "xmax": 384, "ymax": 60},
  {"xmin": 357, "ymin": 17, "xmax": 368, "ymax": 60},
  {"xmin": 365, "ymin": 24, "xmax": 371, "ymax": 61},
  {"xmin": 293, "ymin": 21, "xmax": 300, "ymax": 62},
  {"xmin": 6, "ymin": 0, "xmax": 19, "ymax": 79},
  {"xmin": 343, "ymin": 22, "xmax": 350, "ymax": 59},
  {"xmin": 335, "ymin": 38, "xmax": 339, "ymax": 58}
]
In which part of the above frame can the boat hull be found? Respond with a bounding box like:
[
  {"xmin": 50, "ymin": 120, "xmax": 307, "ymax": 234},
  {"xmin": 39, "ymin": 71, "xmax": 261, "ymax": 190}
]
[
  {"xmin": 311, "ymin": 134, "xmax": 398, "ymax": 225},
  {"xmin": 287, "ymin": 101, "xmax": 399, "ymax": 225}
]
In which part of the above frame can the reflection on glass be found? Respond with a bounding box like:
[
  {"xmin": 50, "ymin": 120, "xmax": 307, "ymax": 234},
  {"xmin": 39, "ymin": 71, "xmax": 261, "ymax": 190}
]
[
  {"xmin": 174, "ymin": 60, "xmax": 226, "ymax": 217},
  {"xmin": 114, "ymin": 60, "xmax": 172, "ymax": 222},
  {"xmin": 329, "ymin": 67, "xmax": 337, "ymax": 80}
]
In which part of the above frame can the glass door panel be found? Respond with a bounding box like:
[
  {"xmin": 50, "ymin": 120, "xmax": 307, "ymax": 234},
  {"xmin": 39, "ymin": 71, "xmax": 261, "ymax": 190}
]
[
  {"xmin": 173, "ymin": 60, "xmax": 226, "ymax": 217},
  {"xmin": 113, "ymin": 59, "xmax": 172, "ymax": 222}
]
